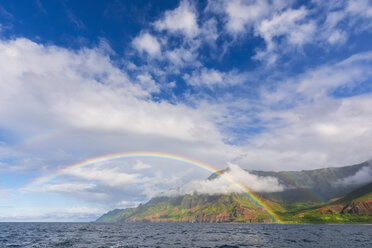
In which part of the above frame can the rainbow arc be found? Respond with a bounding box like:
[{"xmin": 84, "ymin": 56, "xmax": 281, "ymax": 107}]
[{"xmin": 32, "ymin": 152, "xmax": 282, "ymax": 223}]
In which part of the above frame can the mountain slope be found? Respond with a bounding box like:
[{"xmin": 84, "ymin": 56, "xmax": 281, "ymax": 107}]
[
  {"xmin": 225, "ymin": 161, "xmax": 371, "ymax": 203},
  {"xmin": 294, "ymin": 182, "xmax": 372, "ymax": 223},
  {"xmin": 338, "ymin": 182, "xmax": 372, "ymax": 214},
  {"xmin": 97, "ymin": 194, "xmax": 283, "ymax": 223},
  {"xmin": 97, "ymin": 161, "xmax": 372, "ymax": 224}
]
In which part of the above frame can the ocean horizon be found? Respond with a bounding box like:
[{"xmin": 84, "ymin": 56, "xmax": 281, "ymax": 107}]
[{"xmin": 1, "ymin": 222, "xmax": 371, "ymax": 247}]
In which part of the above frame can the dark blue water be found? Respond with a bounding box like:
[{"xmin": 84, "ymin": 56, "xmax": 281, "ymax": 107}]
[{"xmin": 0, "ymin": 222, "xmax": 371, "ymax": 247}]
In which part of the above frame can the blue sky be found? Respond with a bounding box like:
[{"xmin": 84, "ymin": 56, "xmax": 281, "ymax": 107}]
[{"xmin": 1, "ymin": 0, "xmax": 372, "ymax": 221}]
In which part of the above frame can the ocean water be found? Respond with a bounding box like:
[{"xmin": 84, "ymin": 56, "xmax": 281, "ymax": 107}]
[{"xmin": 0, "ymin": 222, "xmax": 371, "ymax": 248}]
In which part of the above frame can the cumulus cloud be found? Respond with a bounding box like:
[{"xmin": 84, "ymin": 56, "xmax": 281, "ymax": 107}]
[
  {"xmin": 132, "ymin": 32, "xmax": 161, "ymax": 56},
  {"xmin": 0, "ymin": 38, "xmax": 225, "ymax": 143},
  {"xmin": 165, "ymin": 163, "xmax": 285, "ymax": 196},
  {"xmin": 206, "ymin": 0, "xmax": 372, "ymax": 64},
  {"xmin": 154, "ymin": 0, "xmax": 199, "ymax": 38},
  {"xmin": 1, "ymin": 37, "xmax": 371, "ymax": 177},
  {"xmin": 336, "ymin": 165, "xmax": 372, "ymax": 186},
  {"xmin": 164, "ymin": 45, "xmax": 201, "ymax": 69},
  {"xmin": 136, "ymin": 73, "xmax": 160, "ymax": 93},
  {"xmin": 0, "ymin": 37, "xmax": 249, "ymax": 213},
  {"xmin": 227, "ymin": 51, "xmax": 372, "ymax": 170},
  {"xmin": 224, "ymin": 0, "xmax": 271, "ymax": 34}
]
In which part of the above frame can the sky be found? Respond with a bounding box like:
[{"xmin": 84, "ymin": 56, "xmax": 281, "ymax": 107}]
[{"xmin": 0, "ymin": 0, "xmax": 372, "ymax": 221}]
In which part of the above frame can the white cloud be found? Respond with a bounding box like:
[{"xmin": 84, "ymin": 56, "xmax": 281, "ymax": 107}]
[
  {"xmin": 0, "ymin": 207, "xmax": 102, "ymax": 221},
  {"xmin": 1, "ymin": 37, "xmax": 371, "ymax": 176},
  {"xmin": 347, "ymin": 0, "xmax": 372, "ymax": 19},
  {"xmin": 257, "ymin": 51, "xmax": 372, "ymax": 109},
  {"xmin": 23, "ymin": 183, "xmax": 96, "ymax": 193},
  {"xmin": 207, "ymin": 1, "xmax": 318, "ymax": 63},
  {"xmin": 230, "ymin": 51, "xmax": 372, "ymax": 169},
  {"xmin": 66, "ymin": 166, "xmax": 146, "ymax": 187},
  {"xmin": 164, "ymin": 46, "xmax": 200, "ymax": 69},
  {"xmin": 199, "ymin": 18, "xmax": 219, "ymax": 46},
  {"xmin": 207, "ymin": 0, "xmax": 290, "ymax": 36},
  {"xmin": 154, "ymin": 0, "xmax": 199, "ymax": 38},
  {"xmin": 314, "ymin": 0, "xmax": 372, "ymax": 46},
  {"xmin": 0, "ymin": 37, "xmax": 251, "ymax": 213},
  {"xmin": 257, "ymin": 7, "xmax": 315, "ymax": 46},
  {"xmin": 21, "ymin": 182, "xmax": 109, "ymax": 201},
  {"xmin": 136, "ymin": 73, "xmax": 160, "ymax": 93},
  {"xmin": 134, "ymin": 2, "xmax": 220, "ymax": 76},
  {"xmin": 132, "ymin": 160, "xmax": 152, "ymax": 170},
  {"xmin": 132, "ymin": 32, "xmax": 161, "ymax": 56},
  {"xmin": 0, "ymin": 38, "xmax": 223, "ymax": 142},
  {"xmin": 183, "ymin": 67, "xmax": 246, "ymax": 88},
  {"xmin": 207, "ymin": 0, "xmax": 372, "ymax": 64},
  {"xmin": 336, "ymin": 165, "xmax": 372, "ymax": 186},
  {"xmin": 254, "ymin": 7, "xmax": 316, "ymax": 63},
  {"xmin": 166, "ymin": 163, "xmax": 285, "ymax": 196},
  {"xmin": 327, "ymin": 30, "xmax": 347, "ymax": 44},
  {"xmin": 224, "ymin": 0, "xmax": 271, "ymax": 34},
  {"xmin": 116, "ymin": 200, "xmax": 141, "ymax": 208},
  {"xmin": 186, "ymin": 68, "xmax": 224, "ymax": 87}
]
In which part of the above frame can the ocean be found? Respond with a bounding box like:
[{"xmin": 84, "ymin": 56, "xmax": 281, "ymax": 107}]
[{"xmin": 0, "ymin": 222, "xmax": 371, "ymax": 247}]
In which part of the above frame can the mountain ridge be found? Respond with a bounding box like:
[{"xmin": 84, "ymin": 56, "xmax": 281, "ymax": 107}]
[{"xmin": 97, "ymin": 161, "xmax": 372, "ymax": 224}]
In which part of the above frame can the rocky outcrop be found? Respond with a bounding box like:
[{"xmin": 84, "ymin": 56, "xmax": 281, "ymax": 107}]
[
  {"xmin": 317, "ymin": 200, "xmax": 372, "ymax": 215},
  {"xmin": 341, "ymin": 200, "xmax": 372, "ymax": 215},
  {"xmin": 318, "ymin": 204, "xmax": 344, "ymax": 214}
]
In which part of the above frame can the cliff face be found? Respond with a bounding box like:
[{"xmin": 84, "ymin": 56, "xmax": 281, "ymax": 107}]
[
  {"xmin": 316, "ymin": 200, "xmax": 372, "ymax": 215},
  {"xmin": 97, "ymin": 162, "xmax": 372, "ymax": 224},
  {"xmin": 179, "ymin": 204, "xmax": 272, "ymax": 223},
  {"xmin": 97, "ymin": 184, "xmax": 372, "ymax": 224},
  {"xmin": 318, "ymin": 205, "xmax": 344, "ymax": 214},
  {"xmin": 342, "ymin": 200, "xmax": 372, "ymax": 214},
  {"xmin": 211, "ymin": 161, "xmax": 372, "ymax": 203},
  {"xmin": 97, "ymin": 194, "xmax": 280, "ymax": 223},
  {"xmin": 300, "ymin": 182, "xmax": 372, "ymax": 223},
  {"xmin": 336, "ymin": 182, "xmax": 372, "ymax": 214}
]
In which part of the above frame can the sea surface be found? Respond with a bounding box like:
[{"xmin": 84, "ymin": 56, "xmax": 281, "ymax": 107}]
[{"xmin": 0, "ymin": 222, "xmax": 371, "ymax": 248}]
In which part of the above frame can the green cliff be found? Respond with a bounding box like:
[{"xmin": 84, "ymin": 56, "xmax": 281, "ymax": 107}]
[{"xmin": 97, "ymin": 161, "xmax": 372, "ymax": 224}]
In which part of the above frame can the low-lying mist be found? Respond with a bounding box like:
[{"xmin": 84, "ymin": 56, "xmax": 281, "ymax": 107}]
[{"xmin": 164, "ymin": 163, "xmax": 286, "ymax": 196}]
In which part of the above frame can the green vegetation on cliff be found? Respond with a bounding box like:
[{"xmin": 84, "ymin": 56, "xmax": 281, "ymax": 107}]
[
  {"xmin": 285, "ymin": 182, "xmax": 372, "ymax": 223},
  {"xmin": 97, "ymin": 162, "xmax": 372, "ymax": 224},
  {"xmin": 97, "ymin": 194, "xmax": 280, "ymax": 223}
]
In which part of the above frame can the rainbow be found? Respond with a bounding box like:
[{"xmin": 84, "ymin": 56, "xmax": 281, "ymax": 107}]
[
  {"xmin": 33, "ymin": 152, "xmax": 282, "ymax": 223},
  {"xmin": 280, "ymin": 171, "xmax": 325, "ymax": 202}
]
